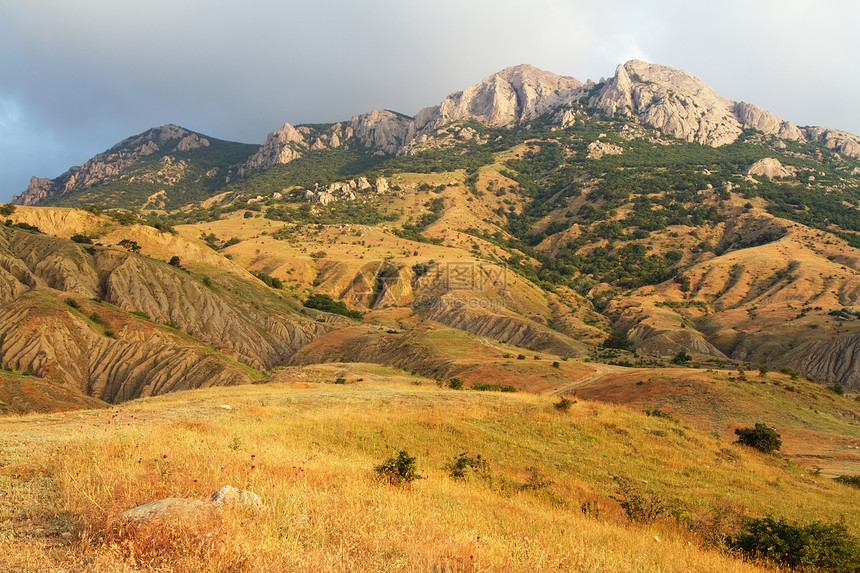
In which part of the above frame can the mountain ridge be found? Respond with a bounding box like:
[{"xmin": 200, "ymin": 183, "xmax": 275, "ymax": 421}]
[{"xmin": 14, "ymin": 59, "xmax": 860, "ymax": 207}]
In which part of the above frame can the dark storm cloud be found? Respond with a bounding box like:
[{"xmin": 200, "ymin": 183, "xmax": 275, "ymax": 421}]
[{"xmin": 1, "ymin": 0, "xmax": 859, "ymax": 202}]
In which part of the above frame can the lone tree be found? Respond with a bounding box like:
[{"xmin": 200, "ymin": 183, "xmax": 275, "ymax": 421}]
[{"xmin": 735, "ymin": 423, "xmax": 782, "ymax": 454}]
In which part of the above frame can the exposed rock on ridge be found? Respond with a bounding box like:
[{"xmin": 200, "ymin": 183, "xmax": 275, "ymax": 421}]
[{"xmin": 13, "ymin": 125, "xmax": 217, "ymax": 206}]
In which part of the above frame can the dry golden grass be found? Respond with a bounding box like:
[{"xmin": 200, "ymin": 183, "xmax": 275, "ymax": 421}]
[{"xmin": 2, "ymin": 368, "xmax": 856, "ymax": 571}]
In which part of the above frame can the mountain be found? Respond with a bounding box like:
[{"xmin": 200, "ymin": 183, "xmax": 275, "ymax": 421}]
[
  {"xmin": 13, "ymin": 125, "xmax": 257, "ymax": 209},
  {"xmin": 6, "ymin": 60, "xmax": 860, "ymax": 573},
  {"xmin": 15, "ymin": 61, "xmax": 860, "ymax": 209},
  {"xmin": 4, "ymin": 59, "xmax": 860, "ymax": 407}
]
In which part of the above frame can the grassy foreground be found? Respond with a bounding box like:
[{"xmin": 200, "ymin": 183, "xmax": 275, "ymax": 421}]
[{"xmin": 1, "ymin": 365, "xmax": 857, "ymax": 572}]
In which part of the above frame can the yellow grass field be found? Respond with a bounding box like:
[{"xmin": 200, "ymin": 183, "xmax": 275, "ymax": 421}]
[{"xmin": 2, "ymin": 365, "xmax": 857, "ymax": 572}]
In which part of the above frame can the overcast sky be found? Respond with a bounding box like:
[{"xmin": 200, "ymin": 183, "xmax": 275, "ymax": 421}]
[{"xmin": 1, "ymin": 0, "xmax": 859, "ymax": 203}]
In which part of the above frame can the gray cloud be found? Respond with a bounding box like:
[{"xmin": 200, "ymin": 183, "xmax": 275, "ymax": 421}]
[{"xmin": 1, "ymin": 0, "xmax": 859, "ymax": 202}]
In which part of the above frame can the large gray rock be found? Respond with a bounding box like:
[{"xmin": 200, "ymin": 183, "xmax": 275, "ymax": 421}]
[
  {"xmin": 118, "ymin": 486, "xmax": 265, "ymax": 528},
  {"xmin": 748, "ymin": 157, "xmax": 795, "ymax": 179},
  {"xmin": 118, "ymin": 498, "xmax": 213, "ymax": 526}
]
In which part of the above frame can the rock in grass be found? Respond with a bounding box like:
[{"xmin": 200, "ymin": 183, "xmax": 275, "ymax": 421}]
[
  {"xmin": 118, "ymin": 486, "xmax": 264, "ymax": 527},
  {"xmin": 118, "ymin": 498, "xmax": 213, "ymax": 526},
  {"xmin": 210, "ymin": 485, "xmax": 265, "ymax": 513}
]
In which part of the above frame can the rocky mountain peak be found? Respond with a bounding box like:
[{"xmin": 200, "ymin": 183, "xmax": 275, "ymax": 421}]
[
  {"xmin": 431, "ymin": 64, "xmax": 584, "ymax": 128},
  {"xmin": 12, "ymin": 124, "xmax": 214, "ymax": 206}
]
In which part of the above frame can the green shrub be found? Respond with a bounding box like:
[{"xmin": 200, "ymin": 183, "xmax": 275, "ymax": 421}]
[
  {"xmin": 374, "ymin": 450, "xmax": 423, "ymax": 486},
  {"xmin": 552, "ymin": 361, "xmax": 560, "ymax": 368},
  {"xmin": 64, "ymin": 297, "xmax": 80, "ymax": 309},
  {"xmin": 835, "ymin": 475, "xmax": 860, "ymax": 489},
  {"xmin": 447, "ymin": 377, "xmax": 463, "ymax": 390},
  {"xmin": 671, "ymin": 351, "xmax": 692, "ymax": 365},
  {"xmin": 252, "ymin": 270, "xmax": 283, "ymax": 289},
  {"xmin": 554, "ymin": 397, "xmax": 574, "ymax": 412},
  {"xmin": 516, "ymin": 354, "xmax": 526, "ymax": 360},
  {"xmin": 0, "ymin": 203, "xmax": 15, "ymax": 216},
  {"xmin": 333, "ymin": 377, "xmax": 346, "ymax": 385},
  {"xmin": 471, "ymin": 382, "xmax": 516, "ymax": 392},
  {"xmin": 168, "ymin": 255, "xmax": 181, "ymax": 267},
  {"xmin": 829, "ymin": 383, "xmax": 845, "ymax": 395},
  {"xmin": 611, "ymin": 476, "xmax": 666, "ymax": 523},
  {"xmin": 735, "ymin": 423, "xmax": 782, "ymax": 454},
  {"xmin": 70, "ymin": 234, "xmax": 93, "ymax": 244},
  {"xmin": 645, "ymin": 407, "xmax": 677, "ymax": 422},
  {"xmin": 304, "ymin": 293, "xmax": 363, "ymax": 320},
  {"xmin": 726, "ymin": 516, "xmax": 860, "ymax": 572},
  {"xmin": 602, "ymin": 328, "xmax": 632, "ymax": 351},
  {"xmin": 118, "ymin": 239, "xmax": 141, "ymax": 253},
  {"xmin": 444, "ymin": 452, "xmax": 488, "ymax": 481}
]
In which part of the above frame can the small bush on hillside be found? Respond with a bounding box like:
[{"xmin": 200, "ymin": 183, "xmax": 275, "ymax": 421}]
[
  {"xmin": 671, "ymin": 351, "xmax": 692, "ymax": 365},
  {"xmin": 521, "ymin": 467, "xmax": 552, "ymax": 491},
  {"xmin": 471, "ymin": 382, "xmax": 516, "ymax": 392},
  {"xmin": 612, "ymin": 476, "xmax": 667, "ymax": 524},
  {"xmin": 447, "ymin": 377, "xmax": 463, "ymax": 390},
  {"xmin": 71, "ymin": 234, "xmax": 93, "ymax": 244},
  {"xmin": 516, "ymin": 354, "xmax": 526, "ymax": 360},
  {"xmin": 835, "ymin": 475, "xmax": 860, "ymax": 489},
  {"xmin": 118, "ymin": 239, "xmax": 141, "ymax": 253},
  {"xmin": 0, "ymin": 203, "xmax": 15, "ymax": 216},
  {"xmin": 829, "ymin": 383, "xmax": 845, "ymax": 395},
  {"xmin": 374, "ymin": 450, "xmax": 423, "ymax": 486},
  {"xmin": 64, "ymin": 297, "xmax": 80, "ymax": 309},
  {"xmin": 554, "ymin": 397, "xmax": 574, "ymax": 412},
  {"xmin": 168, "ymin": 255, "xmax": 181, "ymax": 267},
  {"xmin": 304, "ymin": 293, "xmax": 363, "ymax": 320},
  {"xmin": 333, "ymin": 377, "xmax": 346, "ymax": 385},
  {"xmin": 726, "ymin": 516, "xmax": 860, "ymax": 573},
  {"xmin": 735, "ymin": 423, "xmax": 782, "ymax": 454},
  {"xmin": 253, "ymin": 270, "xmax": 283, "ymax": 289},
  {"xmin": 444, "ymin": 452, "xmax": 489, "ymax": 481},
  {"xmin": 645, "ymin": 407, "xmax": 678, "ymax": 422},
  {"xmin": 601, "ymin": 328, "xmax": 632, "ymax": 351},
  {"xmin": 552, "ymin": 361, "xmax": 560, "ymax": 368}
]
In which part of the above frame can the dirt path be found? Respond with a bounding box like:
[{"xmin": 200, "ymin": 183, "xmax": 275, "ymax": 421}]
[{"xmin": 547, "ymin": 362, "xmax": 625, "ymax": 396}]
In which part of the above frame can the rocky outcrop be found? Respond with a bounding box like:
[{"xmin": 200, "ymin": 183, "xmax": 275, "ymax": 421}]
[
  {"xmin": 301, "ymin": 178, "xmax": 390, "ymax": 205},
  {"xmin": 589, "ymin": 61, "xmax": 743, "ymax": 146},
  {"xmin": 586, "ymin": 61, "xmax": 858, "ymax": 152},
  {"xmin": 803, "ymin": 127, "xmax": 860, "ymax": 158},
  {"xmin": 733, "ymin": 102, "xmax": 804, "ymax": 140},
  {"xmin": 586, "ymin": 140, "xmax": 624, "ymax": 159},
  {"xmin": 13, "ymin": 125, "xmax": 221, "ymax": 206},
  {"xmin": 747, "ymin": 157, "xmax": 796, "ymax": 179},
  {"xmin": 240, "ymin": 122, "xmax": 354, "ymax": 172},
  {"xmin": 425, "ymin": 64, "xmax": 584, "ymax": 127},
  {"xmin": 241, "ymin": 122, "xmax": 307, "ymax": 172}
]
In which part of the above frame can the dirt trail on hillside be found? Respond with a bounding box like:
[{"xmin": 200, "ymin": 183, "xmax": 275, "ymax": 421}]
[{"xmin": 548, "ymin": 363, "xmax": 626, "ymax": 396}]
